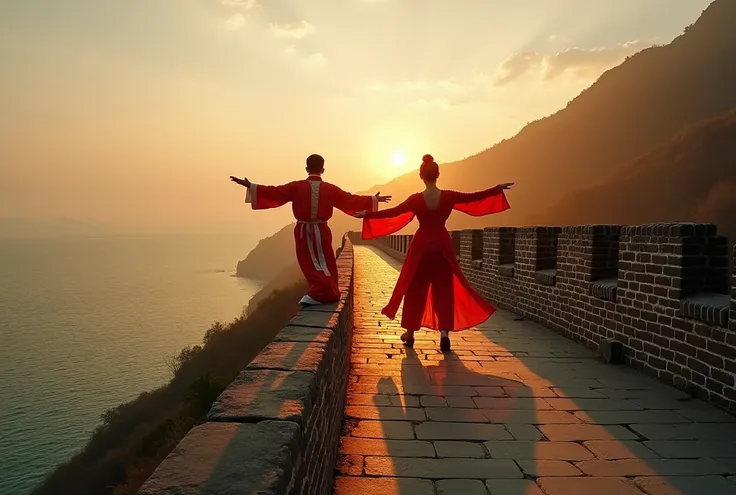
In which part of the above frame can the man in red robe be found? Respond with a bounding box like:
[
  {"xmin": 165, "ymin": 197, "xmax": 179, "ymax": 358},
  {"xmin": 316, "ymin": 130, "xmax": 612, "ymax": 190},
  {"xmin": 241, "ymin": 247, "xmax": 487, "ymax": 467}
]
[{"xmin": 230, "ymin": 154, "xmax": 391, "ymax": 306}]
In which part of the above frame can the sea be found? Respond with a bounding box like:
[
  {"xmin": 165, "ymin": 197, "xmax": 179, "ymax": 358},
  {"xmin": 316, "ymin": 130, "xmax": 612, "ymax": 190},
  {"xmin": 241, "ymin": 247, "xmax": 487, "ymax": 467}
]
[{"xmin": 0, "ymin": 233, "xmax": 263, "ymax": 495}]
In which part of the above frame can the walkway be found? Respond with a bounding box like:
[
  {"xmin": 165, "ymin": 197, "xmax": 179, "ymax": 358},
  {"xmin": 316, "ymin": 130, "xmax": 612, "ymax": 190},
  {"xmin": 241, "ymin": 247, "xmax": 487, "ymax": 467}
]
[{"xmin": 334, "ymin": 246, "xmax": 736, "ymax": 495}]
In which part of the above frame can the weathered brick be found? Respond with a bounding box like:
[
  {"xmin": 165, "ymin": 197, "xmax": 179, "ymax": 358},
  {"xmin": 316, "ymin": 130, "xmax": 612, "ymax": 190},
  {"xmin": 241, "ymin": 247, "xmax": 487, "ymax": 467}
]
[{"xmin": 333, "ymin": 238, "xmax": 736, "ymax": 494}]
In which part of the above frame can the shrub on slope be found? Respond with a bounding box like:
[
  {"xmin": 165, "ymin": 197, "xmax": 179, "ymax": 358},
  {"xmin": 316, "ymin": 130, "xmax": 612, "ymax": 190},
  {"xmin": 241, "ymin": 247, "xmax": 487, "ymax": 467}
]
[{"xmin": 32, "ymin": 281, "xmax": 306, "ymax": 495}]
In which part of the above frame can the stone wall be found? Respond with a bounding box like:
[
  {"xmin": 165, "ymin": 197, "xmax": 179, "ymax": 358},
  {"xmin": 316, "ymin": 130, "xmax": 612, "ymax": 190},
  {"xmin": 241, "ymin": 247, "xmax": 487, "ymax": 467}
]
[
  {"xmin": 138, "ymin": 236, "xmax": 356, "ymax": 495},
  {"xmin": 350, "ymin": 224, "xmax": 736, "ymax": 413}
]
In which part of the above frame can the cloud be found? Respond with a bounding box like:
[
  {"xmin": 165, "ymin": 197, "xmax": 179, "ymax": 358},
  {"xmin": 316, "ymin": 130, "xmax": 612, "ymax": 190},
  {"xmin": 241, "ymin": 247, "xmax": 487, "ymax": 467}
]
[
  {"xmin": 361, "ymin": 77, "xmax": 488, "ymax": 109},
  {"xmin": 494, "ymin": 52, "xmax": 543, "ymax": 86},
  {"xmin": 270, "ymin": 20, "xmax": 315, "ymax": 39},
  {"xmin": 222, "ymin": 0, "xmax": 257, "ymax": 7},
  {"xmin": 493, "ymin": 41, "xmax": 652, "ymax": 86},
  {"xmin": 225, "ymin": 13, "xmax": 246, "ymax": 30},
  {"xmin": 306, "ymin": 52, "xmax": 327, "ymax": 66},
  {"xmin": 284, "ymin": 45, "xmax": 327, "ymax": 68},
  {"xmin": 544, "ymin": 41, "xmax": 651, "ymax": 80}
]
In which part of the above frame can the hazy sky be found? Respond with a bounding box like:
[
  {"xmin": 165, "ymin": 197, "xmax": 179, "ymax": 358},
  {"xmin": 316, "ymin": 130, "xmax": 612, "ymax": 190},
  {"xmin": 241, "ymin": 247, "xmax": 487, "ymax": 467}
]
[{"xmin": 0, "ymin": 0, "xmax": 712, "ymax": 234}]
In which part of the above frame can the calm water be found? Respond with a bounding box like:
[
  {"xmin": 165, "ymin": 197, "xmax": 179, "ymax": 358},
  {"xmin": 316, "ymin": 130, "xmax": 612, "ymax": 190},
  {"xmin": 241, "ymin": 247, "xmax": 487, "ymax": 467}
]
[{"xmin": 0, "ymin": 234, "xmax": 262, "ymax": 494}]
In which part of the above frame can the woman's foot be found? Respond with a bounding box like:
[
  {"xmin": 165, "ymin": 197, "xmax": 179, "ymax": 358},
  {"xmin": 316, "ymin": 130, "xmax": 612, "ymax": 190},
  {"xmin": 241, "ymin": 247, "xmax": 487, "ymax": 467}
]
[
  {"xmin": 440, "ymin": 330, "xmax": 451, "ymax": 351},
  {"xmin": 400, "ymin": 331, "xmax": 415, "ymax": 347}
]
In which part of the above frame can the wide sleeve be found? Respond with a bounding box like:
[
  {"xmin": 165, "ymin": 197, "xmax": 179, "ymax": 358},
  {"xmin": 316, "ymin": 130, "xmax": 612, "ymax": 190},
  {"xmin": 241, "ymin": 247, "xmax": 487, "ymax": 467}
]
[
  {"xmin": 362, "ymin": 196, "xmax": 416, "ymax": 240},
  {"xmin": 331, "ymin": 185, "xmax": 378, "ymax": 216},
  {"xmin": 245, "ymin": 181, "xmax": 295, "ymax": 210},
  {"xmin": 449, "ymin": 185, "xmax": 510, "ymax": 217}
]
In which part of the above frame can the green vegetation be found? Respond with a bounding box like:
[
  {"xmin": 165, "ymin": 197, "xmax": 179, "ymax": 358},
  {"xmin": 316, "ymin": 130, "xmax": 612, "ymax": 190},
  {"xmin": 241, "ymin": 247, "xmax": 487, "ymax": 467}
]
[
  {"xmin": 32, "ymin": 281, "xmax": 307, "ymax": 495},
  {"xmin": 246, "ymin": 261, "xmax": 305, "ymax": 314}
]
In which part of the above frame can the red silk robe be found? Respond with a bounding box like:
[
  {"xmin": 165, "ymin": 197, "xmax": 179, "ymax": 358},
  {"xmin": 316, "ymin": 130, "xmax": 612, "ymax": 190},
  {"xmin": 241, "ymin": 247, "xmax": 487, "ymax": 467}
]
[
  {"xmin": 247, "ymin": 175, "xmax": 378, "ymax": 303},
  {"xmin": 362, "ymin": 186, "xmax": 510, "ymax": 332}
]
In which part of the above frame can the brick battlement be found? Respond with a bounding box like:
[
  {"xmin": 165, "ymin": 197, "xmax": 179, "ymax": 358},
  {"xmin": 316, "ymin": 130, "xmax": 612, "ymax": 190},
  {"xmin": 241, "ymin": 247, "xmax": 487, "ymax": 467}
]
[
  {"xmin": 349, "ymin": 223, "xmax": 736, "ymax": 412},
  {"xmin": 138, "ymin": 236, "xmax": 356, "ymax": 495}
]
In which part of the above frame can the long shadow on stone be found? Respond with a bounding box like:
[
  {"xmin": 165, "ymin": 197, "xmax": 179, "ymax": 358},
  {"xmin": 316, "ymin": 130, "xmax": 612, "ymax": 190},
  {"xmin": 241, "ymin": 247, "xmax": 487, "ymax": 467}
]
[
  {"xmin": 483, "ymin": 311, "xmax": 736, "ymax": 495},
  {"xmin": 336, "ymin": 337, "xmax": 542, "ymax": 495}
]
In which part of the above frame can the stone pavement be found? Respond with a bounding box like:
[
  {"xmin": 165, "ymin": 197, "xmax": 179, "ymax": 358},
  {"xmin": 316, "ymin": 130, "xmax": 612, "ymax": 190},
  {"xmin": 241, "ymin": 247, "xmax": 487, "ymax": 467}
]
[{"xmin": 334, "ymin": 246, "xmax": 736, "ymax": 495}]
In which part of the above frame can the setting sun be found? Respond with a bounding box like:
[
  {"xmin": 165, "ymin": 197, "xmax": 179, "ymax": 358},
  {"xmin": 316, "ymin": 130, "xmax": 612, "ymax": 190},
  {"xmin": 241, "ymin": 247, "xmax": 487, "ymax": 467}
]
[{"xmin": 390, "ymin": 150, "xmax": 406, "ymax": 167}]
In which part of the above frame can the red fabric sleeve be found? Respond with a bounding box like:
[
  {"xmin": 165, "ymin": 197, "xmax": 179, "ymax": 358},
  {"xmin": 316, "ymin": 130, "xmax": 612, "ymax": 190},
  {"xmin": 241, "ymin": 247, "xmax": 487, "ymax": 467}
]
[
  {"xmin": 362, "ymin": 195, "xmax": 416, "ymax": 240},
  {"xmin": 246, "ymin": 182, "xmax": 295, "ymax": 210},
  {"xmin": 450, "ymin": 186, "xmax": 510, "ymax": 217},
  {"xmin": 331, "ymin": 184, "xmax": 377, "ymax": 215}
]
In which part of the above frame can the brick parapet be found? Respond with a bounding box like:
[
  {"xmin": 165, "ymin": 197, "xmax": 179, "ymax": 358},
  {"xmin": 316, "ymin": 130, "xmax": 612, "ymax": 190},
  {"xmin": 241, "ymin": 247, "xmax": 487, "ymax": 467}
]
[
  {"xmin": 138, "ymin": 237, "xmax": 357, "ymax": 495},
  {"xmin": 732, "ymin": 245, "xmax": 736, "ymax": 334},
  {"xmin": 362, "ymin": 224, "xmax": 736, "ymax": 413}
]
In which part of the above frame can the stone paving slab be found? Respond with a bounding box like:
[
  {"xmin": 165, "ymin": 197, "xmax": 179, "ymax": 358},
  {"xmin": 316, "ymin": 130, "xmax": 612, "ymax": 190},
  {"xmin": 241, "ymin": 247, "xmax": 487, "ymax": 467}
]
[
  {"xmin": 537, "ymin": 477, "xmax": 645, "ymax": 495},
  {"xmin": 582, "ymin": 440, "xmax": 660, "ymax": 460},
  {"xmin": 364, "ymin": 456, "xmax": 523, "ymax": 479},
  {"xmin": 484, "ymin": 441, "xmax": 594, "ymax": 460},
  {"xmin": 634, "ymin": 475, "xmax": 736, "ymax": 495},
  {"xmin": 339, "ymin": 437, "xmax": 435, "ymax": 457},
  {"xmin": 436, "ymin": 479, "xmax": 488, "ymax": 495},
  {"xmin": 139, "ymin": 421, "xmax": 300, "ymax": 495},
  {"xmin": 333, "ymin": 246, "xmax": 736, "ymax": 495},
  {"xmin": 434, "ymin": 441, "xmax": 487, "ymax": 458},
  {"xmin": 334, "ymin": 477, "xmax": 435, "ymax": 495},
  {"xmin": 345, "ymin": 420, "xmax": 415, "ymax": 439},
  {"xmin": 485, "ymin": 479, "xmax": 545, "ymax": 495},
  {"xmin": 644, "ymin": 440, "xmax": 736, "ymax": 458}
]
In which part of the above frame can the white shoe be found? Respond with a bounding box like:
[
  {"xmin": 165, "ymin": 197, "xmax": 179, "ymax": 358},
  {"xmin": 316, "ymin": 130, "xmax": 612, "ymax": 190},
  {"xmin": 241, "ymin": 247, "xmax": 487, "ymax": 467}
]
[{"xmin": 299, "ymin": 295, "xmax": 322, "ymax": 306}]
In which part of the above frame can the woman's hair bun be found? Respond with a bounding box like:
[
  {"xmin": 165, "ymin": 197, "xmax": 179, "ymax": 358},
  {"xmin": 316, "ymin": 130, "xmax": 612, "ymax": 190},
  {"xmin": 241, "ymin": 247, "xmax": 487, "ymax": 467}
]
[{"xmin": 419, "ymin": 154, "xmax": 439, "ymax": 181}]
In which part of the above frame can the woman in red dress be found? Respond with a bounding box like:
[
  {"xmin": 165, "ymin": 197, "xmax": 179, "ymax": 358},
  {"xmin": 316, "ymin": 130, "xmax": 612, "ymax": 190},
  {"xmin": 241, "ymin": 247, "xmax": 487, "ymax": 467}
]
[{"xmin": 356, "ymin": 154, "xmax": 513, "ymax": 351}]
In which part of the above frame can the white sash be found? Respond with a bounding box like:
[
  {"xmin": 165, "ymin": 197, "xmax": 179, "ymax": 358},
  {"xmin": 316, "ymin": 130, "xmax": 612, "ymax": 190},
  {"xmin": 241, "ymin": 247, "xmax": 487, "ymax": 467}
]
[{"xmin": 297, "ymin": 179, "xmax": 331, "ymax": 276}]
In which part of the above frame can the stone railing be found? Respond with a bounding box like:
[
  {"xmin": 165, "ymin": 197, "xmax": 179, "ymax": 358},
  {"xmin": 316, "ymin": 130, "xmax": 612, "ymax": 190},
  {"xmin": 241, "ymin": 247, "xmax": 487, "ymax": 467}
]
[
  {"xmin": 349, "ymin": 223, "xmax": 736, "ymax": 413},
  {"xmin": 138, "ymin": 236, "xmax": 356, "ymax": 495}
]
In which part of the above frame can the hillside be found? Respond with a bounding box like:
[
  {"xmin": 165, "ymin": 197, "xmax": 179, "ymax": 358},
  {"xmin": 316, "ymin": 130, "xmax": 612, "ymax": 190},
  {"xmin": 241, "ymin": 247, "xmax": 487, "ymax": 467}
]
[
  {"xmin": 542, "ymin": 108, "xmax": 736, "ymax": 242},
  {"xmin": 246, "ymin": 261, "xmax": 305, "ymax": 313},
  {"xmin": 32, "ymin": 282, "xmax": 306, "ymax": 495},
  {"xmin": 362, "ymin": 0, "xmax": 736, "ymax": 222},
  {"xmin": 237, "ymin": 0, "xmax": 736, "ymax": 282},
  {"xmin": 236, "ymin": 223, "xmax": 297, "ymax": 280}
]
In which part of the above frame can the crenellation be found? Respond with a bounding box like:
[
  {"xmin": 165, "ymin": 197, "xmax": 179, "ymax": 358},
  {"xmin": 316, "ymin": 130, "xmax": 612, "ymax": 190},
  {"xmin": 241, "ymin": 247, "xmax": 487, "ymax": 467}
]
[
  {"xmin": 732, "ymin": 245, "xmax": 736, "ymax": 334},
  {"xmin": 471, "ymin": 229, "xmax": 484, "ymax": 261},
  {"xmin": 451, "ymin": 230, "xmax": 462, "ymax": 256},
  {"xmin": 498, "ymin": 227, "xmax": 516, "ymax": 267}
]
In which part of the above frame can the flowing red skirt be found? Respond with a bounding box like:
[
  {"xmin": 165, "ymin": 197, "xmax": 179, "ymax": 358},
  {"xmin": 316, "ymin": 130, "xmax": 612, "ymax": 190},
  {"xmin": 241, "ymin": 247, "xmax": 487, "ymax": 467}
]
[{"xmin": 382, "ymin": 228, "xmax": 496, "ymax": 332}]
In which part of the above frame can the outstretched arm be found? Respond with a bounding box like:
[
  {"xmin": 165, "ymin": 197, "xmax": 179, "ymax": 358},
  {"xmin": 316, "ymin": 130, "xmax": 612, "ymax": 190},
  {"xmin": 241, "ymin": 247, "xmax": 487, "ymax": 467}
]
[
  {"xmin": 360, "ymin": 195, "xmax": 416, "ymax": 240},
  {"xmin": 332, "ymin": 185, "xmax": 392, "ymax": 216},
  {"xmin": 230, "ymin": 176, "xmax": 295, "ymax": 210},
  {"xmin": 451, "ymin": 183, "xmax": 513, "ymax": 217}
]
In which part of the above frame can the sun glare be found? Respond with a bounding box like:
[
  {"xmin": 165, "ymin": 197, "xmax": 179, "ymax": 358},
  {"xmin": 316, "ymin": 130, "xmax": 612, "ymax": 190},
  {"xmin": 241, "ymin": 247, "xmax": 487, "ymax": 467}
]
[{"xmin": 391, "ymin": 150, "xmax": 406, "ymax": 167}]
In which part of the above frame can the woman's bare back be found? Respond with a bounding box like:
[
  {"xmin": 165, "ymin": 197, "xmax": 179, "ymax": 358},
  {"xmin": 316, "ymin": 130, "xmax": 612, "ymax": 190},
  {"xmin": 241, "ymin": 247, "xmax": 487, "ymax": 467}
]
[{"xmin": 422, "ymin": 188, "xmax": 442, "ymax": 211}]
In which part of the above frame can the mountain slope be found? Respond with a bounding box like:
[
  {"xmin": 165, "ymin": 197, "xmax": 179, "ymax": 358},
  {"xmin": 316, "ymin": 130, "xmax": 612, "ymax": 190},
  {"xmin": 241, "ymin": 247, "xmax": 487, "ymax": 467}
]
[
  {"xmin": 361, "ymin": 0, "xmax": 736, "ymax": 223},
  {"xmin": 236, "ymin": 223, "xmax": 296, "ymax": 280},
  {"xmin": 542, "ymin": 108, "xmax": 736, "ymax": 241},
  {"xmin": 238, "ymin": 0, "xmax": 736, "ymax": 281}
]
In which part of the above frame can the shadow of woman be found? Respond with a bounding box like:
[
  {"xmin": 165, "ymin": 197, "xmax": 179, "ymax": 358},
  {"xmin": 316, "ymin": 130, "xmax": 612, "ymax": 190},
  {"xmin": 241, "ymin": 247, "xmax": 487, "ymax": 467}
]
[{"xmin": 359, "ymin": 341, "xmax": 542, "ymax": 495}]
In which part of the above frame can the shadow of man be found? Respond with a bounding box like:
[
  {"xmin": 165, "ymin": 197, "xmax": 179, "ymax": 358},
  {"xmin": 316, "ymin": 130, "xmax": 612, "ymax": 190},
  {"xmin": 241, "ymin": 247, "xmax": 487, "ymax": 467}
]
[{"xmin": 337, "ymin": 334, "xmax": 541, "ymax": 495}]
